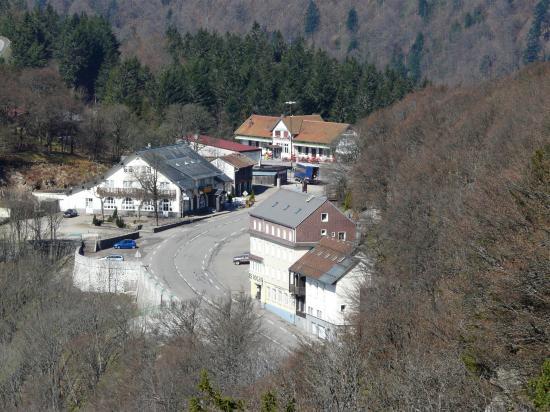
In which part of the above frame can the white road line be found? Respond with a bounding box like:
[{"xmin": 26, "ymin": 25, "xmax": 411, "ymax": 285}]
[
  {"xmin": 266, "ymin": 319, "xmax": 274, "ymax": 325},
  {"xmin": 214, "ymin": 285, "xmax": 220, "ymax": 290},
  {"xmin": 231, "ymin": 231, "xmax": 237, "ymax": 236},
  {"xmin": 204, "ymin": 272, "xmax": 209, "ymax": 277},
  {"xmin": 279, "ymin": 326, "xmax": 287, "ymax": 332}
]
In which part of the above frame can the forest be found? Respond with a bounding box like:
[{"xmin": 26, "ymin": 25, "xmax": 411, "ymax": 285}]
[{"xmin": 0, "ymin": 2, "xmax": 549, "ymax": 412}]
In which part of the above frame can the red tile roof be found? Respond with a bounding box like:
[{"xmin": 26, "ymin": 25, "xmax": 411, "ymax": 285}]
[
  {"xmin": 234, "ymin": 114, "xmax": 350, "ymax": 145},
  {"xmin": 190, "ymin": 135, "xmax": 262, "ymax": 153}
]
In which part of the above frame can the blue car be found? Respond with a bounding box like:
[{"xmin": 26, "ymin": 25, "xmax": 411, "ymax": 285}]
[{"xmin": 113, "ymin": 239, "xmax": 137, "ymax": 249}]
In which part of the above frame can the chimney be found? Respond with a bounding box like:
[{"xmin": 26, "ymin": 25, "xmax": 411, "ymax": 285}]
[{"xmin": 248, "ymin": 118, "xmax": 254, "ymax": 127}]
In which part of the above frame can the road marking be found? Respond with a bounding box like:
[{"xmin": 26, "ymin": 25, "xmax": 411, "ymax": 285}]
[
  {"xmin": 279, "ymin": 326, "xmax": 287, "ymax": 332},
  {"xmin": 266, "ymin": 319, "xmax": 274, "ymax": 325},
  {"xmin": 231, "ymin": 231, "xmax": 237, "ymax": 236},
  {"xmin": 214, "ymin": 285, "xmax": 220, "ymax": 290}
]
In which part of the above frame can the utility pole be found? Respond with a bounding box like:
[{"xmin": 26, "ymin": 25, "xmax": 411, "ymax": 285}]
[{"xmin": 285, "ymin": 101, "xmax": 296, "ymax": 170}]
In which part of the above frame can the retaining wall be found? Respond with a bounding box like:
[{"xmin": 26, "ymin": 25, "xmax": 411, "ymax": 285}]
[{"xmin": 73, "ymin": 248, "xmax": 179, "ymax": 311}]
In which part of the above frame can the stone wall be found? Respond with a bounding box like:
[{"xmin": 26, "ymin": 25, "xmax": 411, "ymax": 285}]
[{"xmin": 73, "ymin": 248, "xmax": 179, "ymax": 311}]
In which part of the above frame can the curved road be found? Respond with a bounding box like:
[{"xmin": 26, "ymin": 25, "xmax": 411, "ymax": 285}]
[{"xmin": 141, "ymin": 205, "xmax": 304, "ymax": 349}]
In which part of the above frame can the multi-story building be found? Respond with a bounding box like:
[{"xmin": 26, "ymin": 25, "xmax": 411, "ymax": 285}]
[
  {"xmin": 234, "ymin": 114, "xmax": 355, "ymax": 162},
  {"xmin": 289, "ymin": 237, "xmax": 367, "ymax": 338},
  {"xmin": 248, "ymin": 189, "xmax": 356, "ymax": 323},
  {"xmin": 34, "ymin": 144, "xmax": 232, "ymax": 216}
]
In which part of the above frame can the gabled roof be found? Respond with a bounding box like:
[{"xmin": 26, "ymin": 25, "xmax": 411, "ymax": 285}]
[
  {"xmin": 136, "ymin": 144, "xmax": 227, "ymax": 189},
  {"xmin": 219, "ymin": 153, "xmax": 257, "ymax": 169},
  {"xmin": 235, "ymin": 114, "xmax": 350, "ymax": 145},
  {"xmin": 190, "ymin": 135, "xmax": 262, "ymax": 152},
  {"xmin": 250, "ymin": 189, "xmax": 327, "ymax": 228},
  {"xmin": 289, "ymin": 237, "xmax": 358, "ymax": 284}
]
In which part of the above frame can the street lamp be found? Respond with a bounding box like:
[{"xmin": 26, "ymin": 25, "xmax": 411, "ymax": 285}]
[{"xmin": 284, "ymin": 101, "xmax": 297, "ymax": 169}]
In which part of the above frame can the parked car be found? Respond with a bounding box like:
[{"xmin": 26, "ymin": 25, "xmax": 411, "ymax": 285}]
[
  {"xmin": 233, "ymin": 253, "xmax": 250, "ymax": 265},
  {"xmin": 113, "ymin": 239, "xmax": 137, "ymax": 249},
  {"xmin": 102, "ymin": 254, "xmax": 124, "ymax": 261},
  {"xmin": 63, "ymin": 209, "xmax": 78, "ymax": 218}
]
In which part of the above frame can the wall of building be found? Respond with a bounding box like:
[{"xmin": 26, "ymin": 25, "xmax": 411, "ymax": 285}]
[
  {"xmin": 249, "ymin": 233, "xmax": 309, "ymax": 321},
  {"xmin": 297, "ymin": 201, "xmax": 356, "ymax": 243}
]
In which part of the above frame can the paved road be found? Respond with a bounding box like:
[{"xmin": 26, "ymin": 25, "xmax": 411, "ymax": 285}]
[{"xmin": 138, "ymin": 191, "xmax": 306, "ymax": 350}]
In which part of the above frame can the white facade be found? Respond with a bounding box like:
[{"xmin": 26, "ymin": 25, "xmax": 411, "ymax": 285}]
[
  {"xmin": 36, "ymin": 155, "xmax": 218, "ymax": 216},
  {"xmin": 196, "ymin": 143, "xmax": 262, "ymax": 165},
  {"xmin": 249, "ymin": 233, "xmax": 308, "ymax": 323},
  {"xmin": 237, "ymin": 119, "xmax": 335, "ymax": 162},
  {"xmin": 304, "ymin": 264, "xmax": 365, "ymax": 338}
]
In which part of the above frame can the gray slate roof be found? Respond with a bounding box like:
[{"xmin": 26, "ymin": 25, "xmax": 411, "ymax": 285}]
[
  {"xmin": 137, "ymin": 144, "xmax": 228, "ymax": 189},
  {"xmin": 250, "ymin": 189, "xmax": 327, "ymax": 228}
]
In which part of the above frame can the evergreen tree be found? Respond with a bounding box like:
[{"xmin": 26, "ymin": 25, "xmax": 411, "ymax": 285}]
[
  {"xmin": 101, "ymin": 57, "xmax": 153, "ymax": 114},
  {"xmin": 56, "ymin": 14, "xmax": 119, "ymax": 97},
  {"xmin": 408, "ymin": 32, "xmax": 425, "ymax": 84},
  {"xmin": 304, "ymin": 0, "xmax": 320, "ymax": 36},
  {"xmin": 418, "ymin": 0, "xmax": 430, "ymax": 20},
  {"xmin": 523, "ymin": 0, "xmax": 550, "ymax": 64},
  {"xmin": 346, "ymin": 7, "xmax": 359, "ymax": 33}
]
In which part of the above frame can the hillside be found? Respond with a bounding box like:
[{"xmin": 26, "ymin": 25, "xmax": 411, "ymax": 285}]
[
  {"xmin": 344, "ymin": 62, "xmax": 550, "ymax": 409},
  {"xmin": 41, "ymin": 0, "xmax": 550, "ymax": 85}
]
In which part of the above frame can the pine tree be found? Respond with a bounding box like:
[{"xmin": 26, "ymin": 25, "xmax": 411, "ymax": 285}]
[
  {"xmin": 346, "ymin": 7, "xmax": 359, "ymax": 33},
  {"xmin": 418, "ymin": 0, "xmax": 430, "ymax": 20},
  {"xmin": 408, "ymin": 32, "xmax": 425, "ymax": 84},
  {"xmin": 523, "ymin": 0, "xmax": 550, "ymax": 64},
  {"xmin": 304, "ymin": 0, "xmax": 320, "ymax": 36}
]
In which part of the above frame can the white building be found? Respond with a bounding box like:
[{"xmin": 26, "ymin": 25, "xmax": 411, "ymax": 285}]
[
  {"xmin": 33, "ymin": 144, "xmax": 232, "ymax": 217},
  {"xmin": 234, "ymin": 114, "xmax": 354, "ymax": 162},
  {"xmin": 210, "ymin": 154, "xmax": 256, "ymax": 196},
  {"xmin": 248, "ymin": 189, "xmax": 357, "ymax": 324},
  {"xmin": 185, "ymin": 134, "xmax": 262, "ymax": 165},
  {"xmin": 289, "ymin": 237, "xmax": 367, "ymax": 338}
]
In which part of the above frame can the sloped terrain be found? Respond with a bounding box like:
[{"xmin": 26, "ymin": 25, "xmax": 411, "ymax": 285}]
[{"xmin": 43, "ymin": 0, "xmax": 549, "ymax": 85}]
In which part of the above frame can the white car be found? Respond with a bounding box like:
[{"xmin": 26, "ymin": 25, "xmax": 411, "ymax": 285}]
[{"xmin": 102, "ymin": 254, "xmax": 124, "ymax": 261}]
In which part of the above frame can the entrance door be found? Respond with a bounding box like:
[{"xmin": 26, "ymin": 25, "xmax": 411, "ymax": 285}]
[{"xmin": 255, "ymin": 284, "xmax": 261, "ymax": 300}]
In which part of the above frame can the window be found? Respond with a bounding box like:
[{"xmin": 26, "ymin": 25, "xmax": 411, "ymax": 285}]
[
  {"xmin": 265, "ymin": 224, "xmax": 269, "ymax": 234},
  {"xmin": 318, "ymin": 325, "xmax": 326, "ymax": 339},
  {"xmin": 145, "ymin": 166, "xmax": 151, "ymax": 174},
  {"xmin": 307, "ymin": 306, "xmax": 313, "ymax": 315},
  {"xmin": 284, "ymin": 131, "xmax": 289, "ymax": 138},
  {"xmin": 282, "ymin": 230, "xmax": 286, "ymax": 240},
  {"xmin": 277, "ymin": 290, "xmax": 282, "ymax": 303},
  {"xmin": 253, "ymin": 220, "xmax": 257, "ymax": 230},
  {"xmin": 321, "ymin": 213, "xmax": 328, "ymax": 222},
  {"xmin": 161, "ymin": 199, "xmax": 172, "ymax": 212},
  {"xmin": 331, "ymin": 232, "xmax": 336, "ymax": 237},
  {"xmin": 283, "ymin": 143, "xmax": 289, "ymax": 153},
  {"xmin": 104, "ymin": 180, "xmax": 114, "ymax": 188},
  {"xmin": 122, "ymin": 197, "xmax": 134, "ymax": 210},
  {"xmin": 297, "ymin": 146, "xmax": 302, "ymax": 154},
  {"xmin": 85, "ymin": 198, "xmax": 93, "ymax": 208},
  {"xmin": 104, "ymin": 197, "xmax": 115, "ymax": 209},
  {"xmin": 318, "ymin": 148, "xmax": 323, "ymax": 156},
  {"xmin": 312, "ymin": 323, "xmax": 317, "ymax": 335},
  {"xmin": 275, "ymin": 130, "xmax": 281, "ymax": 137},
  {"xmin": 321, "ymin": 229, "xmax": 327, "ymax": 236},
  {"xmin": 123, "ymin": 166, "xmax": 133, "ymax": 173},
  {"xmin": 338, "ymin": 232, "xmax": 346, "ymax": 240},
  {"xmin": 142, "ymin": 200, "xmax": 154, "ymax": 211},
  {"xmin": 123, "ymin": 180, "xmax": 133, "ymax": 188},
  {"xmin": 317, "ymin": 309, "xmax": 322, "ymax": 319},
  {"xmin": 271, "ymin": 226, "xmax": 275, "ymax": 236},
  {"xmin": 340, "ymin": 305, "xmax": 346, "ymax": 312},
  {"xmin": 277, "ymin": 227, "xmax": 281, "ymax": 237},
  {"xmin": 160, "ymin": 182, "xmax": 169, "ymax": 189}
]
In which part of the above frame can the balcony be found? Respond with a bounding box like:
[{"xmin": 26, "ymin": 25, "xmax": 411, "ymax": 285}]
[
  {"xmin": 96, "ymin": 187, "xmax": 177, "ymax": 200},
  {"xmin": 289, "ymin": 284, "xmax": 305, "ymax": 296}
]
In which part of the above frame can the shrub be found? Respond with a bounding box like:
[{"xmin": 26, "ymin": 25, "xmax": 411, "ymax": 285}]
[
  {"xmin": 92, "ymin": 214, "xmax": 102, "ymax": 226},
  {"xmin": 115, "ymin": 216, "xmax": 125, "ymax": 228},
  {"xmin": 528, "ymin": 359, "xmax": 550, "ymax": 410}
]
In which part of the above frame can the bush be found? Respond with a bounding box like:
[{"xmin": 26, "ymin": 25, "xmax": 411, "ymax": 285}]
[
  {"xmin": 249, "ymin": 190, "xmax": 255, "ymax": 202},
  {"xmin": 528, "ymin": 359, "xmax": 550, "ymax": 410},
  {"xmin": 115, "ymin": 216, "xmax": 125, "ymax": 228},
  {"xmin": 92, "ymin": 214, "xmax": 102, "ymax": 226}
]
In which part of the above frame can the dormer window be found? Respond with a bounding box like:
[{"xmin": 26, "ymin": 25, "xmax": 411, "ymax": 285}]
[
  {"xmin": 321, "ymin": 213, "xmax": 328, "ymax": 222},
  {"xmin": 275, "ymin": 130, "xmax": 281, "ymax": 137}
]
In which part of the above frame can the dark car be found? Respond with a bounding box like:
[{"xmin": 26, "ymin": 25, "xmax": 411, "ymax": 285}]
[
  {"xmin": 63, "ymin": 209, "xmax": 78, "ymax": 218},
  {"xmin": 113, "ymin": 239, "xmax": 137, "ymax": 249},
  {"xmin": 233, "ymin": 253, "xmax": 250, "ymax": 265}
]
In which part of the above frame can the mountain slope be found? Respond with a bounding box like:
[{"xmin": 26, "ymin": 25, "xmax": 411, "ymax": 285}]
[{"xmin": 42, "ymin": 0, "xmax": 550, "ymax": 85}]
